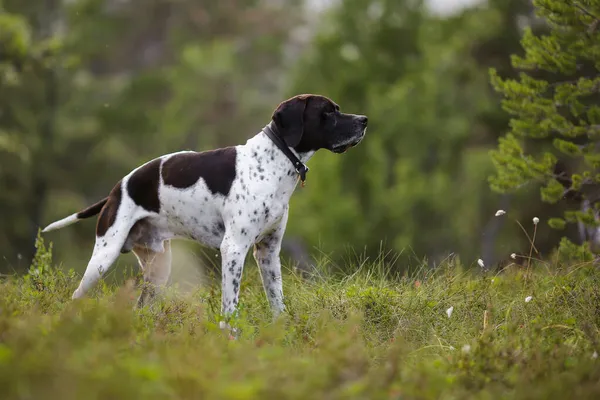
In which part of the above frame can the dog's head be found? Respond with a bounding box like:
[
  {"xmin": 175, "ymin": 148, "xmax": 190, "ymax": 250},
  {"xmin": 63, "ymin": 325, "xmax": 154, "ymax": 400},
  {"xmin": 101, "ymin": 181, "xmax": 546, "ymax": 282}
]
[{"xmin": 272, "ymin": 94, "xmax": 368, "ymax": 154}]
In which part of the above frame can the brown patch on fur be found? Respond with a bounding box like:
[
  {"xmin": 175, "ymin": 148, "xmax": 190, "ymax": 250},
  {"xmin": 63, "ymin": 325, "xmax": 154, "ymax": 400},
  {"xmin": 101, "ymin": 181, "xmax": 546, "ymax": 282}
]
[
  {"xmin": 127, "ymin": 158, "xmax": 162, "ymax": 213},
  {"xmin": 162, "ymin": 148, "xmax": 237, "ymax": 196},
  {"xmin": 96, "ymin": 181, "xmax": 123, "ymax": 237}
]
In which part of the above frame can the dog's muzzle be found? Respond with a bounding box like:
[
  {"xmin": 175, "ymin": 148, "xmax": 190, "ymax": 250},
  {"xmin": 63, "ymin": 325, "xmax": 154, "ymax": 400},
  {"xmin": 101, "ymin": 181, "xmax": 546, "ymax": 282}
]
[{"xmin": 331, "ymin": 127, "xmax": 367, "ymax": 154}]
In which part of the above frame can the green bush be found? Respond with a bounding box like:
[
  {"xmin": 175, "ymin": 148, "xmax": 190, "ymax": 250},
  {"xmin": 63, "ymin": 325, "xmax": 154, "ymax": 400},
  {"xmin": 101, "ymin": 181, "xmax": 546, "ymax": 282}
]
[{"xmin": 0, "ymin": 236, "xmax": 599, "ymax": 399}]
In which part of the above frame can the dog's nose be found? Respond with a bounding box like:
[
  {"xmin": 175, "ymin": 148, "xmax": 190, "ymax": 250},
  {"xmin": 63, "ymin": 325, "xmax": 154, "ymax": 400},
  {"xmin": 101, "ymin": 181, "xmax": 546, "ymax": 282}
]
[{"xmin": 357, "ymin": 115, "xmax": 368, "ymax": 126}]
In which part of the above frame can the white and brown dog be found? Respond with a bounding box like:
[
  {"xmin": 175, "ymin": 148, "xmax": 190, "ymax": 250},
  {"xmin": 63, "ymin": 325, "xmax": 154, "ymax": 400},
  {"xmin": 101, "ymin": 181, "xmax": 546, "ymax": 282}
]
[{"xmin": 42, "ymin": 94, "xmax": 367, "ymax": 328}]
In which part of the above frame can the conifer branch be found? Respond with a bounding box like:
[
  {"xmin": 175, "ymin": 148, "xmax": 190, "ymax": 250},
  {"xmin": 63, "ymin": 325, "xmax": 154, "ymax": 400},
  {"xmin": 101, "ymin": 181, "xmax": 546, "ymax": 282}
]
[
  {"xmin": 571, "ymin": 1, "xmax": 600, "ymax": 21},
  {"xmin": 548, "ymin": 76, "xmax": 600, "ymax": 88},
  {"xmin": 569, "ymin": 1, "xmax": 600, "ymax": 33}
]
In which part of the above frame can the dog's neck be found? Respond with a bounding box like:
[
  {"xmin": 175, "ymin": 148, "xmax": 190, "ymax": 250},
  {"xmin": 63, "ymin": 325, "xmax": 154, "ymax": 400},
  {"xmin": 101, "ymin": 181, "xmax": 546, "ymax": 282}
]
[
  {"xmin": 242, "ymin": 122, "xmax": 316, "ymax": 193},
  {"xmin": 245, "ymin": 122, "xmax": 316, "ymax": 163},
  {"xmin": 264, "ymin": 121, "xmax": 315, "ymax": 164}
]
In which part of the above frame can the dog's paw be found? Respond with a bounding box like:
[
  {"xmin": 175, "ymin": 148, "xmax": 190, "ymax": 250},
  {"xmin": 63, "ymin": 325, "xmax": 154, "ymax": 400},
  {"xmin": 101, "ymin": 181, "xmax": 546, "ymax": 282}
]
[
  {"xmin": 219, "ymin": 321, "xmax": 239, "ymax": 340},
  {"xmin": 71, "ymin": 288, "xmax": 83, "ymax": 300}
]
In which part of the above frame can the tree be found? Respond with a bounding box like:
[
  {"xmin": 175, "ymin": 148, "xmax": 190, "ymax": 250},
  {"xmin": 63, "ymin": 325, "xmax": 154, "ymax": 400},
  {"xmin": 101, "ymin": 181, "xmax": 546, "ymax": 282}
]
[
  {"xmin": 0, "ymin": 0, "xmax": 306, "ymax": 273},
  {"xmin": 284, "ymin": 0, "xmax": 540, "ymax": 269},
  {"xmin": 0, "ymin": 1, "xmax": 69, "ymax": 268},
  {"xmin": 489, "ymin": 0, "xmax": 600, "ymax": 257}
]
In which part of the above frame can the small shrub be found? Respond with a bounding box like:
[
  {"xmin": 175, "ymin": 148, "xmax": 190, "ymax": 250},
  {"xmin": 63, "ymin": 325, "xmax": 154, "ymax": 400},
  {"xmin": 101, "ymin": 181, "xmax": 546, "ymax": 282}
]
[{"xmin": 0, "ymin": 240, "xmax": 599, "ymax": 399}]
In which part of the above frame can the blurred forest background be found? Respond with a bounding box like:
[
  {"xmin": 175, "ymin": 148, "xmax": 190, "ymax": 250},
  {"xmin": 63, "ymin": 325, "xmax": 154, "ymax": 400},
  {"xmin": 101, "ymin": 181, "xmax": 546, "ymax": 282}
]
[{"xmin": 1, "ymin": 0, "xmax": 597, "ymax": 283}]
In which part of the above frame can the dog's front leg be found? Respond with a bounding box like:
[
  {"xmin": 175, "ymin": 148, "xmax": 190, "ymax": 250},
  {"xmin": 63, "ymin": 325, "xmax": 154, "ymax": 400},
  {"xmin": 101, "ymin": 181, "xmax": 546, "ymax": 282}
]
[
  {"xmin": 253, "ymin": 210, "xmax": 288, "ymax": 318},
  {"xmin": 219, "ymin": 235, "xmax": 251, "ymax": 337}
]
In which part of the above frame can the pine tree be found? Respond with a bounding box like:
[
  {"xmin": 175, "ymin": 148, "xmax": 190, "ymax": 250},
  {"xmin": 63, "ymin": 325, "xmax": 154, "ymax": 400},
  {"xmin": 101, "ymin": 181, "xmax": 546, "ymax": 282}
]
[
  {"xmin": 489, "ymin": 0, "xmax": 600, "ymax": 255},
  {"xmin": 0, "ymin": 1, "xmax": 67, "ymax": 266},
  {"xmin": 0, "ymin": 0, "xmax": 305, "ymax": 270},
  {"xmin": 286, "ymin": 0, "xmax": 535, "ymax": 266}
]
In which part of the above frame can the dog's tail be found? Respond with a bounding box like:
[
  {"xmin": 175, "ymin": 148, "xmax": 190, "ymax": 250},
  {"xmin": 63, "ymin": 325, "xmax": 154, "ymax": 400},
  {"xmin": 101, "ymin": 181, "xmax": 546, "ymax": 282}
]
[{"xmin": 42, "ymin": 197, "xmax": 108, "ymax": 233}]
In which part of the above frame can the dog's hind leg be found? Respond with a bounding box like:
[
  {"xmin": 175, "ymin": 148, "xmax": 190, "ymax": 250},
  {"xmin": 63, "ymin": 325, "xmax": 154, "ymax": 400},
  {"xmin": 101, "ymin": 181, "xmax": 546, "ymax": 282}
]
[
  {"xmin": 72, "ymin": 231, "xmax": 131, "ymax": 299},
  {"xmin": 132, "ymin": 240, "xmax": 172, "ymax": 308},
  {"xmin": 72, "ymin": 192, "xmax": 141, "ymax": 300}
]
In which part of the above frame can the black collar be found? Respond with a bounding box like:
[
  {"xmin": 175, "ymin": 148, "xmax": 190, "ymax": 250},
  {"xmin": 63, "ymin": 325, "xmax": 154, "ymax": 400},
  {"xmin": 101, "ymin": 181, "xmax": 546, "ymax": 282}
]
[{"xmin": 262, "ymin": 122, "xmax": 309, "ymax": 185}]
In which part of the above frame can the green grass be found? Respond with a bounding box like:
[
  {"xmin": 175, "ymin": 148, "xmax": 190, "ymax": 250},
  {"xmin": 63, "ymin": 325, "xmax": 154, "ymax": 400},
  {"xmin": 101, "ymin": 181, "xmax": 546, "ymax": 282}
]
[{"xmin": 1, "ymin": 237, "xmax": 600, "ymax": 399}]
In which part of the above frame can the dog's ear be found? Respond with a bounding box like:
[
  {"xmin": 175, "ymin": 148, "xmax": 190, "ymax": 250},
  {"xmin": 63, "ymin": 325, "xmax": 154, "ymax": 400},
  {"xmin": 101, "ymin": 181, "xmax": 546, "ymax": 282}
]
[{"xmin": 272, "ymin": 95, "xmax": 308, "ymax": 148}]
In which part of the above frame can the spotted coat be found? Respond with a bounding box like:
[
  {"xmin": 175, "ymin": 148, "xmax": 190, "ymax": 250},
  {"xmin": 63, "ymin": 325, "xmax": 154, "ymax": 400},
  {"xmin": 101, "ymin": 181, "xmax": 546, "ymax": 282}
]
[{"xmin": 42, "ymin": 94, "xmax": 368, "ymax": 334}]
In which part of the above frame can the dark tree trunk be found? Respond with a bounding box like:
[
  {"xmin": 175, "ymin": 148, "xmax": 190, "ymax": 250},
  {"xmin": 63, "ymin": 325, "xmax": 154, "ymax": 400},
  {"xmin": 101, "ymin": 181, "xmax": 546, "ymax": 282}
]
[
  {"xmin": 282, "ymin": 237, "xmax": 314, "ymax": 278},
  {"xmin": 26, "ymin": 0, "xmax": 60, "ymax": 266},
  {"xmin": 480, "ymin": 194, "xmax": 511, "ymax": 269}
]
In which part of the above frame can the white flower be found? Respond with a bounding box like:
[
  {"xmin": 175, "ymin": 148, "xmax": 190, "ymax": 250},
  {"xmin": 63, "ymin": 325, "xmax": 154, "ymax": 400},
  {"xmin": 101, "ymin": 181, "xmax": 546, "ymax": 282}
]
[
  {"xmin": 462, "ymin": 344, "xmax": 471, "ymax": 353},
  {"xmin": 592, "ymin": 351, "xmax": 598, "ymax": 359},
  {"xmin": 511, "ymin": 253, "xmax": 517, "ymax": 260},
  {"xmin": 533, "ymin": 217, "xmax": 539, "ymax": 225},
  {"xmin": 449, "ymin": 346, "xmax": 455, "ymax": 351},
  {"xmin": 446, "ymin": 306, "xmax": 454, "ymax": 318},
  {"xmin": 491, "ymin": 278, "xmax": 495, "ymax": 283},
  {"xmin": 525, "ymin": 296, "xmax": 533, "ymax": 303},
  {"xmin": 495, "ymin": 210, "xmax": 506, "ymax": 217},
  {"xmin": 477, "ymin": 259, "xmax": 485, "ymax": 268}
]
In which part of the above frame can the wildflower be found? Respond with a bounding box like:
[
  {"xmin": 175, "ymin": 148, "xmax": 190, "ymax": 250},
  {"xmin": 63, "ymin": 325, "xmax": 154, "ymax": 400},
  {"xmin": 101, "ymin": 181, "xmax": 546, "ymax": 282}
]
[
  {"xmin": 495, "ymin": 210, "xmax": 506, "ymax": 217},
  {"xmin": 533, "ymin": 217, "xmax": 539, "ymax": 225},
  {"xmin": 525, "ymin": 296, "xmax": 533, "ymax": 303},
  {"xmin": 593, "ymin": 351, "xmax": 598, "ymax": 360},
  {"xmin": 446, "ymin": 306, "xmax": 454, "ymax": 318},
  {"xmin": 510, "ymin": 253, "xmax": 517, "ymax": 260},
  {"xmin": 462, "ymin": 344, "xmax": 471, "ymax": 353},
  {"xmin": 477, "ymin": 259, "xmax": 485, "ymax": 268},
  {"xmin": 449, "ymin": 346, "xmax": 455, "ymax": 351}
]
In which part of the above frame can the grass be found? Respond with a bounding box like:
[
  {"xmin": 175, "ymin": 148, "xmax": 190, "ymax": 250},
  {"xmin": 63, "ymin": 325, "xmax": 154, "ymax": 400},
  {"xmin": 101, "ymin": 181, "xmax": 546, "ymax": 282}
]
[{"xmin": 1, "ymin": 236, "xmax": 600, "ymax": 399}]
